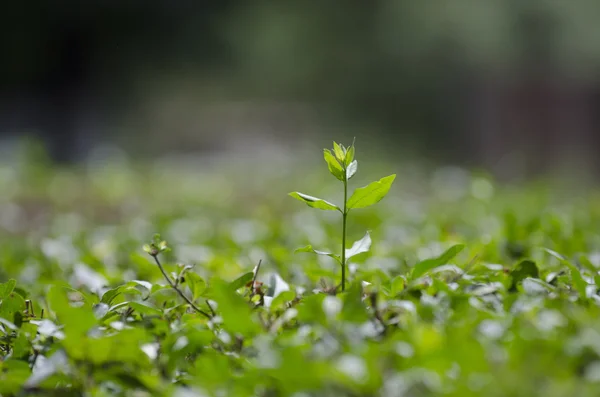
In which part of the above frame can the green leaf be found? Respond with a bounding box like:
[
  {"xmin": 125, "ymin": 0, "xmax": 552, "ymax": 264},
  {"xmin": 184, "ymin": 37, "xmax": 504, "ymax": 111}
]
[
  {"xmin": 544, "ymin": 249, "xmax": 587, "ymax": 299},
  {"xmin": 0, "ymin": 292, "xmax": 25, "ymax": 326},
  {"xmin": 347, "ymin": 174, "xmax": 396, "ymax": 210},
  {"xmin": 509, "ymin": 260, "xmax": 539, "ymax": 292},
  {"xmin": 346, "ymin": 160, "xmax": 358, "ymax": 180},
  {"xmin": 543, "ymin": 248, "xmax": 566, "ymax": 262},
  {"xmin": 345, "ymin": 145, "xmax": 355, "ymax": 166},
  {"xmin": 333, "ymin": 142, "xmax": 345, "ymax": 162},
  {"xmin": 0, "ymin": 279, "xmax": 16, "ymax": 299},
  {"xmin": 101, "ymin": 283, "xmax": 143, "ymax": 305},
  {"xmin": 229, "ymin": 272, "xmax": 254, "ymax": 291},
  {"xmin": 270, "ymin": 290, "xmax": 297, "ymax": 312},
  {"xmin": 186, "ymin": 272, "xmax": 206, "ymax": 300},
  {"xmin": 289, "ymin": 192, "xmax": 340, "ymax": 211},
  {"xmin": 212, "ymin": 279, "xmax": 261, "ymax": 336},
  {"xmin": 47, "ymin": 286, "xmax": 97, "ymax": 337},
  {"xmin": 296, "ymin": 294, "xmax": 327, "ymax": 325},
  {"xmin": 295, "ymin": 245, "xmax": 341, "ymax": 262},
  {"xmin": 128, "ymin": 302, "xmax": 163, "ymax": 316},
  {"xmin": 411, "ymin": 244, "xmax": 465, "ymax": 280},
  {"xmin": 323, "ymin": 149, "xmax": 345, "ymax": 181},
  {"xmin": 340, "ymin": 282, "xmax": 369, "ymax": 323},
  {"xmin": 390, "ymin": 275, "xmax": 406, "ymax": 296},
  {"xmin": 345, "ymin": 231, "xmax": 371, "ymax": 259}
]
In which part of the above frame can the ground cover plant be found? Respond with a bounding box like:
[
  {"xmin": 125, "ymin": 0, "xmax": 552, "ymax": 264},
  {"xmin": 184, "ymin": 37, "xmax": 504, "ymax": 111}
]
[{"xmin": 2, "ymin": 142, "xmax": 600, "ymax": 396}]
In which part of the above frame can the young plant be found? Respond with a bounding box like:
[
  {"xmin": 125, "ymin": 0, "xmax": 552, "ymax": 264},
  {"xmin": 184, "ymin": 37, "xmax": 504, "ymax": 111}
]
[
  {"xmin": 144, "ymin": 234, "xmax": 212, "ymax": 319},
  {"xmin": 289, "ymin": 141, "xmax": 396, "ymax": 292}
]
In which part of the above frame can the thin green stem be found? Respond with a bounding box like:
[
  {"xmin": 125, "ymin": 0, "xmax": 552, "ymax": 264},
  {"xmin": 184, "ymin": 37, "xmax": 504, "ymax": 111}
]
[
  {"xmin": 152, "ymin": 255, "xmax": 212, "ymax": 319},
  {"xmin": 341, "ymin": 178, "xmax": 348, "ymax": 292}
]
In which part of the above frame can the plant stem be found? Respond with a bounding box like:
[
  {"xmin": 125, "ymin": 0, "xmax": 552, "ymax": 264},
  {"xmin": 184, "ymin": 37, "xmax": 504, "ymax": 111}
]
[
  {"xmin": 152, "ymin": 255, "xmax": 212, "ymax": 319},
  {"xmin": 341, "ymin": 178, "xmax": 348, "ymax": 292}
]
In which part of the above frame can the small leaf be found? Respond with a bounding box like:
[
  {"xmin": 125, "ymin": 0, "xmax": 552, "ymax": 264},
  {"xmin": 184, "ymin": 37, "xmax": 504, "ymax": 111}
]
[
  {"xmin": 345, "ymin": 145, "xmax": 355, "ymax": 166},
  {"xmin": 110, "ymin": 301, "xmax": 162, "ymax": 316},
  {"xmin": 567, "ymin": 265, "xmax": 587, "ymax": 298},
  {"xmin": 411, "ymin": 244, "xmax": 465, "ymax": 280},
  {"xmin": 543, "ymin": 248, "xmax": 566, "ymax": 262},
  {"xmin": 346, "ymin": 160, "xmax": 358, "ymax": 180},
  {"xmin": 229, "ymin": 272, "xmax": 254, "ymax": 291},
  {"xmin": 333, "ymin": 142, "xmax": 345, "ymax": 162},
  {"xmin": 323, "ymin": 149, "xmax": 345, "ymax": 181},
  {"xmin": 544, "ymin": 249, "xmax": 587, "ymax": 299},
  {"xmin": 270, "ymin": 290, "xmax": 297, "ymax": 312},
  {"xmin": 0, "ymin": 279, "xmax": 16, "ymax": 299},
  {"xmin": 127, "ymin": 302, "xmax": 163, "ymax": 316},
  {"xmin": 289, "ymin": 192, "xmax": 340, "ymax": 211},
  {"xmin": 390, "ymin": 275, "xmax": 406, "ymax": 296},
  {"xmin": 345, "ymin": 231, "xmax": 371, "ymax": 259},
  {"xmin": 186, "ymin": 272, "xmax": 206, "ymax": 300},
  {"xmin": 347, "ymin": 174, "xmax": 396, "ymax": 210},
  {"xmin": 295, "ymin": 245, "xmax": 341, "ymax": 262}
]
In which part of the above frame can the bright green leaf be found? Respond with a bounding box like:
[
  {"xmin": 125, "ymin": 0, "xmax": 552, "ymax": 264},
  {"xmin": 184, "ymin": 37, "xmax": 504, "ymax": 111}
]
[
  {"xmin": 332, "ymin": 142, "xmax": 345, "ymax": 162},
  {"xmin": 289, "ymin": 192, "xmax": 340, "ymax": 211},
  {"xmin": 345, "ymin": 145, "xmax": 355, "ymax": 166},
  {"xmin": 212, "ymin": 279, "xmax": 261, "ymax": 336},
  {"xmin": 323, "ymin": 149, "xmax": 345, "ymax": 181},
  {"xmin": 347, "ymin": 174, "xmax": 396, "ymax": 210},
  {"xmin": 411, "ymin": 244, "xmax": 465, "ymax": 280},
  {"xmin": 270, "ymin": 290, "xmax": 297, "ymax": 312}
]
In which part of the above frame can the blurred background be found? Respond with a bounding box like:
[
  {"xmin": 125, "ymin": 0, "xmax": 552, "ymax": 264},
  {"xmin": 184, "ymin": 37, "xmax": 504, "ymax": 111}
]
[{"xmin": 2, "ymin": 0, "xmax": 600, "ymax": 181}]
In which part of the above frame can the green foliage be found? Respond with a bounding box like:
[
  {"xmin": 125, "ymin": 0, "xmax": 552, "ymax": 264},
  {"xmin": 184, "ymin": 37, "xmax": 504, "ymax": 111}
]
[{"xmin": 2, "ymin": 151, "xmax": 600, "ymax": 396}]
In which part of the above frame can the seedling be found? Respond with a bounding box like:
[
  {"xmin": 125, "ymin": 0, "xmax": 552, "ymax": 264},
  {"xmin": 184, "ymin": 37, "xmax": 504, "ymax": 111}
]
[
  {"xmin": 144, "ymin": 234, "xmax": 212, "ymax": 319},
  {"xmin": 289, "ymin": 141, "xmax": 396, "ymax": 291}
]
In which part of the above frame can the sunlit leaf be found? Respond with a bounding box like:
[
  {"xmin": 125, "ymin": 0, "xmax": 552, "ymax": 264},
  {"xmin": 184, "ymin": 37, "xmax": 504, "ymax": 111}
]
[
  {"xmin": 289, "ymin": 192, "xmax": 340, "ymax": 211},
  {"xmin": 345, "ymin": 145, "xmax": 355, "ymax": 166},
  {"xmin": 323, "ymin": 149, "xmax": 345, "ymax": 181},
  {"xmin": 346, "ymin": 160, "xmax": 358, "ymax": 180},
  {"xmin": 347, "ymin": 174, "xmax": 396, "ymax": 210},
  {"xmin": 411, "ymin": 244, "xmax": 465, "ymax": 280},
  {"xmin": 332, "ymin": 142, "xmax": 345, "ymax": 162},
  {"xmin": 345, "ymin": 231, "xmax": 371, "ymax": 259}
]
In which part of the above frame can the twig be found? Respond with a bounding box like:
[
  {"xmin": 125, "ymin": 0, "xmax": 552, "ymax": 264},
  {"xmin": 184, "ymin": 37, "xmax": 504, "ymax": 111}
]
[
  {"xmin": 250, "ymin": 259, "xmax": 262, "ymax": 296},
  {"xmin": 152, "ymin": 255, "xmax": 211, "ymax": 319},
  {"xmin": 206, "ymin": 299, "xmax": 216, "ymax": 317}
]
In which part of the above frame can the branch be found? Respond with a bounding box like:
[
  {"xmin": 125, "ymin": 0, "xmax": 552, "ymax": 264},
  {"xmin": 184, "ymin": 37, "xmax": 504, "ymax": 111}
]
[{"xmin": 152, "ymin": 255, "xmax": 212, "ymax": 319}]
